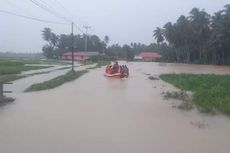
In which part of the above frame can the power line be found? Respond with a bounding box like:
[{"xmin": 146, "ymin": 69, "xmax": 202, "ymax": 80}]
[
  {"xmin": 73, "ymin": 23, "xmax": 85, "ymax": 34},
  {"xmin": 29, "ymin": 0, "xmax": 88, "ymax": 35},
  {"xmin": 29, "ymin": 0, "xmax": 72, "ymax": 23},
  {"xmin": 30, "ymin": 0, "xmax": 71, "ymax": 22},
  {"xmin": 0, "ymin": 9, "xmax": 68, "ymax": 24},
  {"xmin": 51, "ymin": 0, "xmax": 87, "ymax": 25},
  {"xmin": 52, "ymin": 0, "xmax": 91, "ymax": 35}
]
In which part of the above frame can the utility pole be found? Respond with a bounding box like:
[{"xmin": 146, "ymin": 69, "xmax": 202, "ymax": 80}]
[
  {"xmin": 71, "ymin": 22, "xmax": 74, "ymax": 71},
  {"xmin": 83, "ymin": 25, "xmax": 91, "ymax": 52}
]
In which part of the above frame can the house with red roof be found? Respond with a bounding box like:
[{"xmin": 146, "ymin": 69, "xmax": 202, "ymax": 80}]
[
  {"xmin": 134, "ymin": 52, "xmax": 161, "ymax": 61},
  {"xmin": 60, "ymin": 51, "xmax": 99, "ymax": 61}
]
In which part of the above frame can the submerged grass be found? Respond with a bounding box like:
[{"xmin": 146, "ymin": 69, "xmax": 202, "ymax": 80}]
[
  {"xmin": 25, "ymin": 70, "xmax": 88, "ymax": 92},
  {"xmin": 162, "ymin": 90, "xmax": 193, "ymax": 110},
  {"xmin": 160, "ymin": 74, "xmax": 230, "ymax": 115},
  {"xmin": 148, "ymin": 76, "xmax": 159, "ymax": 80}
]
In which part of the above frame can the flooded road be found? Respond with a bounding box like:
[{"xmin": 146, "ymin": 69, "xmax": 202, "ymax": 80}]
[
  {"xmin": 5, "ymin": 63, "xmax": 95, "ymax": 93},
  {"xmin": 0, "ymin": 62, "xmax": 230, "ymax": 153}
]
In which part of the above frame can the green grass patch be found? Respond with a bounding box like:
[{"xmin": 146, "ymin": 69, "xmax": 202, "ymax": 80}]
[
  {"xmin": 0, "ymin": 60, "xmax": 24, "ymax": 66},
  {"xmin": 0, "ymin": 75, "xmax": 25, "ymax": 82},
  {"xmin": 160, "ymin": 74, "xmax": 230, "ymax": 115},
  {"xmin": 0, "ymin": 67, "xmax": 21, "ymax": 75},
  {"xmin": 0, "ymin": 60, "xmax": 52, "ymax": 75},
  {"xmin": 0, "ymin": 65, "xmax": 51, "ymax": 75},
  {"xmin": 25, "ymin": 70, "xmax": 88, "ymax": 92}
]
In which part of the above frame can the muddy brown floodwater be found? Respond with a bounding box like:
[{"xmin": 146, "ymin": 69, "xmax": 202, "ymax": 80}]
[{"xmin": 0, "ymin": 62, "xmax": 230, "ymax": 153}]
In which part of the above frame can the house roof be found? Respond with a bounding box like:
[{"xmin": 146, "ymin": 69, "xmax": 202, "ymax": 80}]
[
  {"xmin": 139, "ymin": 52, "xmax": 161, "ymax": 58},
  {"xmin": 62, "ymin": 51, "xmax": 99, "ymax": 56}
]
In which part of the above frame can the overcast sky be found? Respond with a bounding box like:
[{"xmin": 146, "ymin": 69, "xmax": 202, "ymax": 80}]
[{"xmin": 0, "ymin": 0, "xmax": 229, "ymax": 53}]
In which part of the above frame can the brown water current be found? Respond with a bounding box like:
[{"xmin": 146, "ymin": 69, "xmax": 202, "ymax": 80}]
[{"xmin": 0, "ymin": 62, "xmax": 230, "ymax": 153}]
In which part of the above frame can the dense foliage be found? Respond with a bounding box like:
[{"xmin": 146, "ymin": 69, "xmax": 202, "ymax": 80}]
[
  {"xmin": 153, "ymin": 4, "xmax": 230, "ymax": 65},
  {"xmin": 42, "ymin": 4, "xmax": 230, "ymax": 64},
  {"xmin": 42, "ymin": 28, "xmax": 109, "ymax": 59}
]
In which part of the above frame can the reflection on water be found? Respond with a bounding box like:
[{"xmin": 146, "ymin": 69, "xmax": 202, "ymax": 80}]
[{"xmin": 0, "ymin": 62, "xmax": 230, "ymax": 153}]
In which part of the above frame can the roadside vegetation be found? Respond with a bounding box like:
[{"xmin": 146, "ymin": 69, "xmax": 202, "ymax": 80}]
[
  {"xmin": 160, "ymin": 74, "xmax": 230, "ymax": 115},
  {"xmin": 153, "ymin": 5, "xmax": 230, "ymax": 65},
  {"xmin": 25, "ymin": 70, "xmax": 88, "ymax": 92}
]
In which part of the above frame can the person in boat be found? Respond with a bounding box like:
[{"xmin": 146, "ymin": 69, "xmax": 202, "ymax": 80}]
[
  {"xmin": 120, "ymin": 65, "xmax": 126, "ymax": 78},
  {"xmin": 121, "ymin": 65, "xmax": 129, "ymax": 78},
  {"xmin": 124, "ymin": 65, "xmax": 129, "ymax": 76},
  {"xmin": 105, "ymin": 65, "xmax": 109, "ymax": 73},
  {"xmin": 112, "ymin": 61, "xmax": 119, "ymax": 74},
  {"xmin": 108, "ymin": 65, "xmax": 112, "ymax": 74},
  {"xmin": 106, "ymin": 65, "xmax": 112, "ymax": 74}
]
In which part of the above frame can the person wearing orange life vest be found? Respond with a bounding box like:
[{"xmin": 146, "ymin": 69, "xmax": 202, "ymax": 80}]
[{"xmin": 105, "ymin": 65, "xmax": 112, "ymax": 74}]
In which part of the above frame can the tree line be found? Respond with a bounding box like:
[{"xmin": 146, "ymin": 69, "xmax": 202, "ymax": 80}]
[
  {"xmin": 153, "ymin": 4, "xmax": 230, "ymax": 65},
  {"xmin": 41, "ymin": 28, "xmax": 109, "ymax": 59},
  {"xmin": 105, "ymin": 43, "xmax": 161, "ymax": 60},
  {"xmin": 41, "ymin": 27, "xmax": 159, "ymax": 60},
  {"xmin": 42, "ymin": 4, "xmax": 229, "ymax": 65}
]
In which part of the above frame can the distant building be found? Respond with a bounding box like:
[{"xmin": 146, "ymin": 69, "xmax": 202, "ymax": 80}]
[
  {"xmin": 134, "ymin": 52, "xmax": 161, "ymax": 61},
  {"xmin": 60, "ymin": 51, "xmax": 100, "ymax": 61}
]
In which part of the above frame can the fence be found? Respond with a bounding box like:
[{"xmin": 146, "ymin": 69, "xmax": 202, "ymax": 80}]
[{"xmin": 0, "ymin": 81, "xmax": 12, "ymax": 96}]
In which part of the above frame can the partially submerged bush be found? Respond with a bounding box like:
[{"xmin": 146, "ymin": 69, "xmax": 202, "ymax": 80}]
[
  {"xmin": 0, "ymin": 96, "xmax": 14, "ymax": 104},
  {"xmin": 162, "ymin": 91, "xmax": 189, "ymax": 101},
  {"xmin": 162, "ymin": 90, "xmax": 193, "ymax": 110},
  {"xmin": 149, "ymin": 76, "xmax": 159, "ymax": 80}
]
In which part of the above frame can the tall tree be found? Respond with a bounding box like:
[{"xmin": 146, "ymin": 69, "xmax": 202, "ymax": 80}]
[
  {"xmin": 153, "ymin": 27, "xmax": 164, "ymax": 43},
  {"xmin": 42, "ymin": 28, "xmax": 108, "ymax": 58},
  {"xmin": 42, "ymin": 28, "xmax": 52, "ymax": 42},
  {"xmin": 189, "ymin": 8, "xmax": 211, "ymax": 63},
  {"xmin": 42, "ymin": 28, "xmax": 59, "ymax": 58}
]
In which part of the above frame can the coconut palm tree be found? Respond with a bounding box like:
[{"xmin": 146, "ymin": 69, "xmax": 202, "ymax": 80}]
[{"xmin": 153, "ymin": 27, "xmax": 164, "ymax": 44}]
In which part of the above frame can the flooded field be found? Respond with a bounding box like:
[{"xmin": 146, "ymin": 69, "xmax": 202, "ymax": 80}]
[{"xmin": 0, "ymin": 62, "xmax": 230, "ymax": 153}]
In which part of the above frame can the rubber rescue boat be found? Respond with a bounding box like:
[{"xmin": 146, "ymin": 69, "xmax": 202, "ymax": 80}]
[{"xmin": 104, "ymin": 63, "xmax": 129, "ymax": 78}]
